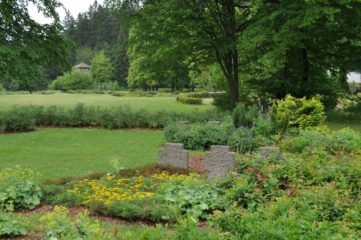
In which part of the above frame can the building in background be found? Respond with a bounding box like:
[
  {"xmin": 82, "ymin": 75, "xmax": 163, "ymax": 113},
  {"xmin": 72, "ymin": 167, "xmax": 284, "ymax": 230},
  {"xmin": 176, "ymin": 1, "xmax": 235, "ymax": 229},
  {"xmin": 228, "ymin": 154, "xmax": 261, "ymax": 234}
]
[{"xmin": 73, "ymin": 63, "xmax": 91, "ymax": 73}]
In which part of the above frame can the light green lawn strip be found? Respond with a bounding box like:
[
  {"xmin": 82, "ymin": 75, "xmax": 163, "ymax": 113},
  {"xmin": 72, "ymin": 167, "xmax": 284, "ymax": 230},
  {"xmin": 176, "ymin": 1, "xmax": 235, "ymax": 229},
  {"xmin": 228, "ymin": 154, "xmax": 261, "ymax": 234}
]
[
  {"xmin": 0, "ymin": 93, "xmax": 213, "ymax": 113},
  {"xmin": 326, "ymin": 122, "xmax": 361, "ymax": 133},
  {"xmin": 0, "ymin": 128, "xmax": 165, "ymax": 180}
]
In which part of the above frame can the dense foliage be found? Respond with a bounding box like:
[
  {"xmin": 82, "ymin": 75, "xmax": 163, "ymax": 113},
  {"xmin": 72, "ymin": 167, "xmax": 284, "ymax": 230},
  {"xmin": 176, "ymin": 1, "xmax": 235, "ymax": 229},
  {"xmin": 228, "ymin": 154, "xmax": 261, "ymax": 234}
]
[
  {"xmin": 273, "ymin": 95, "xmax": 326, "ymax": 131},
  {"xmin": 0, "ymin": 212, "xmax": 27, "ymax": 238},
  {"xmin": 49, "ymin": 71, "xmax": 94, "ymax": 91}
]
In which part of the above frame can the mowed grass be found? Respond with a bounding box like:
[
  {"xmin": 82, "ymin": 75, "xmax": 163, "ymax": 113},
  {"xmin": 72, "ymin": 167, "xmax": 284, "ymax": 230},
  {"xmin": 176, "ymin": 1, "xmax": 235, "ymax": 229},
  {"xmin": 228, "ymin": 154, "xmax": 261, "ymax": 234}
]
[
  {"xmin": 327, "ymin": 122, "xmax": 361, "ymax": 132},
  {"xmin": 0, "ymin": 93, "xmax": 213, "ymax": 112},
  {"xmin": 0, "ymin": 128, "xmax": 165, "ymax": 180}
]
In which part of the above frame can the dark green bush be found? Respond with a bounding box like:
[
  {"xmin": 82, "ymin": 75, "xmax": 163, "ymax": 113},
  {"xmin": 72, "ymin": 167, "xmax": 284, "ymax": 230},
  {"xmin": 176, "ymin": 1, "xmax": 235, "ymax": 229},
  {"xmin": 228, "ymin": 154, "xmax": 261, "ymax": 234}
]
[
  {"xmin": 212, "ymin": 93, "xmax": 233, "ymax": 111},
  {"xmin": 0, "ymin": 106, "xmax": 35, "ymax": 132},
  {"xmin": 49, "ymin": 71, "xmax": 94, "ymax": 91},
  {"xmin": 232, "ymin": 104, "xmax": 259, "ymax": 127}
]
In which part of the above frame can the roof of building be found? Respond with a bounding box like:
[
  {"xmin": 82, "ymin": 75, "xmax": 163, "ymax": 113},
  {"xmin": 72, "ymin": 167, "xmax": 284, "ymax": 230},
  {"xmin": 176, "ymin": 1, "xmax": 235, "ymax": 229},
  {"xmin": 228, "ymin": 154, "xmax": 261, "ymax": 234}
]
[{"xmin": 73, "ymin": 63, "xmax": 90, "ymax": 69}]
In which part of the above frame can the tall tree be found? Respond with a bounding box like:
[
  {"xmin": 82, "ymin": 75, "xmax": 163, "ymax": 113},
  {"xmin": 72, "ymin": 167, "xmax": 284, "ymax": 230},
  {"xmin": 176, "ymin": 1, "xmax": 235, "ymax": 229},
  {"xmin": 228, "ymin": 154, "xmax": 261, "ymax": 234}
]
[
  {"xmin": 128, "ymin": 0, "xmax": 253, "ymax": 106},
  {"xmin": 0, "ymin": 0, "xmax": 73, "ymax": 92},
  {"xmin": 91, "ymin": 51, "xmax": 114, "ymax": 90},
  {"xmin": 239, "ymin": 0, "xmax": 361, "ymax": 107}
]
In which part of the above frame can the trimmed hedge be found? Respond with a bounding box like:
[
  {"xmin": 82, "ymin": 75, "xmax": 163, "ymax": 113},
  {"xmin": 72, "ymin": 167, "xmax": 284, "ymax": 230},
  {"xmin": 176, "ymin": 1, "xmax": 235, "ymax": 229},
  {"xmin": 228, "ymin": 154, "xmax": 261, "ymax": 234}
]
[
  {"xmin": 176, "ymin": 94, "xmax": 203, "ymax": 105},
  {"xmin": 176, "ymin": 92, "xmax": 210, "ymax": 105},
  {"xmin": 0, "ymin": 104, "xmax": 225, "ymax": 132}
]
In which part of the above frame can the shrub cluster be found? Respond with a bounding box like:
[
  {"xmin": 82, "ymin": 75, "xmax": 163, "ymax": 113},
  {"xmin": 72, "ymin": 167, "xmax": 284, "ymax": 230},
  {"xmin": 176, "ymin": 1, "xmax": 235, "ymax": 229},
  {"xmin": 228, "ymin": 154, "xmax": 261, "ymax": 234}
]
[
  {"xmin": 0, "ymin": 106, "xmax": 35, "ymax": 132},
  {"xmin": 0, "ymin": 167, "xmax": 42, "ymax": 211},
  {"xmin": 164, "ymin": 118, "xmax": 269, "ymax": 153},
  {"xmin": 49, "ymin": 71, "xmax": 94, "ymax": 91},
  {"xmin": 0, "ymin": 104, "xmax": 225, "ymax": 132},
  {"xmin": 273, "ymin": 95, "xmax": 326, "ymax": 131},
  {"xmin": 284, "ymin": 128, "xmax": 361, "ymax": 154}
]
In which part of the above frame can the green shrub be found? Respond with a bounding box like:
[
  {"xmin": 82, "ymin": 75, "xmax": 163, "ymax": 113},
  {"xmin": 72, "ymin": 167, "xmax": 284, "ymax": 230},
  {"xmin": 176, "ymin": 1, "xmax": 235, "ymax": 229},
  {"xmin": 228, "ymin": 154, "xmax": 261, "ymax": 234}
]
[
  {"xmin": 329, "ymin": 128, "xmax": 361, "ymax": 154},
  {"xmin": 0, "ymin": 212, "xmax": 27, "ymax": 238},
  {"xmin": 212, "ymin": 93, "xmax": 233, "ymax": 111},
  {"xmin": 1, "ymin": 105, "xmax": 225, "ymax": 130},
  {"xmin": 186, "ymin": 91, "xmax": 209, "ymax": 98},
  {"xmin": 49, "ymin": 71, "xmax": 94, "ymax": 91},
  {"xmin": 253, "ymin": 117, "xmax": 275, "ymax": 137},
  {"xmin": 232, "ymin": 104, "xmax": 259, "ymax": 127},
  {"xmin": 273, "ymin": 95, "xmax": 326, "ymax": 131},
  {"xmin": 164, "ymin": 119, "xmax": 235, "ymax": 150},
  {"xmin": 161, "ymin": 179, "xmax": 222, "ymax": 219},
  {"xmin": 0, "ymin": 167, "xmax": 42, "ymax": 211},
  {"xmin": 228, "ymin": 128, "xmax": 258, "ymax": 153},
  {"xmin": 285, "ymin": 128, "xmax": 361, "ymax": 155},
  {"xmin": 40, "ymin": 206, "xmax": 106, "ymax": 240},
  {"xmin": 176, "ymin": 93, "xmax": 203, "ymax": 105},
  {"xmin": 0, "ymin": 106, "xmax": 35, "ymax": 132}
]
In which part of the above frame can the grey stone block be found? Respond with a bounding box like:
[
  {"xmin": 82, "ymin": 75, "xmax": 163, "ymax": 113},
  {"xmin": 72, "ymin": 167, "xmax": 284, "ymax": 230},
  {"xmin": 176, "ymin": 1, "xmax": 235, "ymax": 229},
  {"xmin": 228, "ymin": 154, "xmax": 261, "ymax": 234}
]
[
  {"xmin": 158, "ymin": 143, "xmax": 189, "ymax": 169},
  {"xmin": 204, "ymin": 145, "xmax": 236, "ymax": 179}
]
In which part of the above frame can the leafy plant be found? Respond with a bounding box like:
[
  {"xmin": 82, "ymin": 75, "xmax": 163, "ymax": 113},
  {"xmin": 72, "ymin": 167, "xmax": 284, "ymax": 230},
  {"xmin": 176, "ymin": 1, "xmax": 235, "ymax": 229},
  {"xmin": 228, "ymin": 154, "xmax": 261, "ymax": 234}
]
[
  {"xmin": 0, "ymin": 212, "xmax": 27, "ymax": 238},
  {"xmin": 0, "ymin": 167, "xmax": 42, "ymax": 211},
  {"xmin": 228, "ymin": 128, "xmax": 258, "ymax": 153},
  {"xmin": 40, "ymin": 206, "xmax": 106, "ymax": 240},
  {"xmin": 49, "ymin": 71, "xmax": 94, "ymax": 91},
  {"xmin": 161, "ymin": 179, "xmax": 222, "ymax": 219},
  {"xmin": 273, "ymin": 95, "xmax": 326, "ymax": 131}
]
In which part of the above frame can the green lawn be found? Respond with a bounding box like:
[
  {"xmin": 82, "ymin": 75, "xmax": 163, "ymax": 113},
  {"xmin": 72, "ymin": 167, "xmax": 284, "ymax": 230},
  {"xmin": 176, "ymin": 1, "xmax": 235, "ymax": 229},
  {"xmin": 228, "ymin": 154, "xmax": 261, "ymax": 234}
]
[
  {"xmin": 0, "ymin": 128, "xmax": 165, "ymax": 180},
  {"xmin": 327, "ymin": 122, "xmax": 361, "ymax": 132},
  {"xmin": 0, "ymin": 93, "xmax": 213, "ymax": 113}
]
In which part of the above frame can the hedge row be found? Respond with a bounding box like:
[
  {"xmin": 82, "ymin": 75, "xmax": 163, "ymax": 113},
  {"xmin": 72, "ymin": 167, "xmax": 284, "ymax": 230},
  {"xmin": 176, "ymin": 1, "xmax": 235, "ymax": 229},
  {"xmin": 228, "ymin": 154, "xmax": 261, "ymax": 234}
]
[
  {"xmin": 0, "ymin": 104, "xmax": 225, "ymax": 132},
  {"xmin": 176, "ymin": 92, "xmax": 210, "ymax": 105},
  {"xmin": 176, "ymin": 94, "xmax": 203, "ymax": 105}
]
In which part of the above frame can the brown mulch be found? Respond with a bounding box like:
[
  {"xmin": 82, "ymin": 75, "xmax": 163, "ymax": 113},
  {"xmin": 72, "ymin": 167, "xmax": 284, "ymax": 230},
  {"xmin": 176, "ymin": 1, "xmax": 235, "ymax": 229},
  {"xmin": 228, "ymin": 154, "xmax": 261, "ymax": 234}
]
[{"xmin": 188, "ymin": 156, "xmax": 206, "ymax": 173}]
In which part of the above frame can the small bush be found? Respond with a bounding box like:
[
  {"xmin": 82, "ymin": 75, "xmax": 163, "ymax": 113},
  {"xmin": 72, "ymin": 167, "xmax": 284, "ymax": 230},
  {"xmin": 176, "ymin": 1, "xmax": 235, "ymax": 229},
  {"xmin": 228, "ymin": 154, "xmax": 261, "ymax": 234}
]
[
  {"xmin": 212, "ymin": 93, "xmax": 233, "ymax": 110},
  {"xmin": 329, "ymin": 128, "xmax": 361, "ymax": 154},
  {"xmin": 49, "ymin": 71, "xmax": 94, "ymax": 91},
  {"xmin": 0, "ymin": 212, "xmax": 27, "ymax": 238},
  {"xmin": 228, "ymin": 128, "xmax": 258, "ymax": 153},
  {"xmin": 232, "ymin": 104, "xmax": 259, "ymax": 127},
  {"xmin": 40, "ymin": 206, "xmax": 106, "ymax": 240},
  {"xmin": 0, "ymin": 167, "xmax": 42, "ymax": 211},
  {"xmin": 273, "ymin": 95, "xmax": 326, "ymax": 131},
  {"xmin": 253, "ymin": 117, "xmax": 275, "ymax": 137},
  {"xmin": 0, "ymin": 106, "xmax": 35, "ymax": 132}
]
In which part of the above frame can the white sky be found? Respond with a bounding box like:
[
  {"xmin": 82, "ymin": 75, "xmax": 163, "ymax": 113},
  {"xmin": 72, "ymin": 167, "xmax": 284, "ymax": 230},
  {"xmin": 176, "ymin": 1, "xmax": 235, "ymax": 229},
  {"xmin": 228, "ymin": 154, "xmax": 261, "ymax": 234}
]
[
  {"xmin": 29, "ymin": 0, "xmax": 104, "ymax": 24},
  {"xmin": 347, "ymin": 72, "xmax": 361, "ymax": 83}
]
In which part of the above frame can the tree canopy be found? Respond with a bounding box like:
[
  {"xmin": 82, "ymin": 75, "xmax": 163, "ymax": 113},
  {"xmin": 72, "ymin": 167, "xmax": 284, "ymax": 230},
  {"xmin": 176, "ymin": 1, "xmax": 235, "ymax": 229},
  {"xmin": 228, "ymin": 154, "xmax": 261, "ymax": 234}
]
[{"xmin": 0, "ymin": 0, "xmax": 73, "ymax": 92}]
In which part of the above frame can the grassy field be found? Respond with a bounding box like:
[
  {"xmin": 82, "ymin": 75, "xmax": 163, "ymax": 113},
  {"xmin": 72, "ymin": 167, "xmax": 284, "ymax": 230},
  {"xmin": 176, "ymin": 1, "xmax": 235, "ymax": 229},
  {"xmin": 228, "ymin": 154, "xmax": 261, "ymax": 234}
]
[
  {"xmin": 327, "ymin": 122, "xmax": 361, "ymax": 132},
  {"xmin": 0, "ymin": 128, "xmax": 165, "ymax": 180},
  {"xmin": 0, "ymin": 93, "xmax": 213, "ymax": 112}
]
